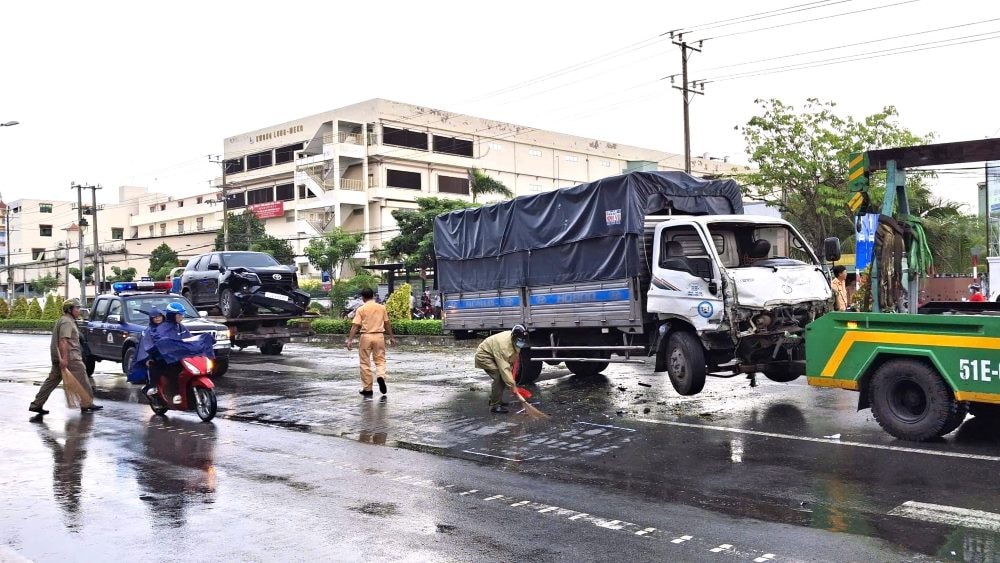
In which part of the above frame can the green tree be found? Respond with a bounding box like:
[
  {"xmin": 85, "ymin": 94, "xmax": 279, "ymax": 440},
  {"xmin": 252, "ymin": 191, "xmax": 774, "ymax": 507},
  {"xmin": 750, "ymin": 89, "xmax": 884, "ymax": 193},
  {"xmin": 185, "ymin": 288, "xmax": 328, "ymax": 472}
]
[
  {"xmin": 305, "ymin": 227, "xmax": 363, "ymax": 278},
  {"xmin": 10, "ymin": 296, "xmax": 28, "ymax": 319},
  {"xmin": 251, "ymin": 235, "xmax": 296, "ymax": 265},
  {"xmin": 42, "ymin": 294, "xmax": 57, "ymax": 319},
  {"xmin": 69, "ymin": 266, "xmax": 95, "ymax": 284},
  {"xmin": 148, "ymin": 243, "xmax": 179, "ymax": 281},
  {"xmin": 385, "ymin": 283, "xmax": 412, "ymax": 321},
  {"xmin": 469, "ymin": 168, "xmax": 513, "ymax": 203},
  {"xmin": 29, "ymin": 274, "xmax": 59, "ymax": 295},
  {"xmin": 736, "ymin": 98, "xmax": 935, "ymax": 251},
  {"xmin": 26, "ymin": 299, "xmax": 43, "ymax": 320},
  {"xmin": 327, "ymin": 271, "xmax": 381, "ymax": 318},
  {"xmin": 107, "ymin": 266, "xmax": 137, "ymax": 282},
  {"xmin": 0, "ymin": 299, "xmax": 9, "ymax": 319},
  {"xmin": 378, "ymin": 197, "xmax": 478, "ymax": 270},
  {"xmin": 216, "ymin": 211, "xmax": 266, "ymax": 252}
]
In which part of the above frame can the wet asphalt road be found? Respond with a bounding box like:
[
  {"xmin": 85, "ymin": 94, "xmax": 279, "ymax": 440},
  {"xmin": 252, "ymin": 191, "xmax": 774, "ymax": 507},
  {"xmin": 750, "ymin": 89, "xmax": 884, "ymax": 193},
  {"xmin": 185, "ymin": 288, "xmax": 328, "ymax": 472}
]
[{"xmin": 2, "ymin": 334, "xmax": 999, "ymax": 562}]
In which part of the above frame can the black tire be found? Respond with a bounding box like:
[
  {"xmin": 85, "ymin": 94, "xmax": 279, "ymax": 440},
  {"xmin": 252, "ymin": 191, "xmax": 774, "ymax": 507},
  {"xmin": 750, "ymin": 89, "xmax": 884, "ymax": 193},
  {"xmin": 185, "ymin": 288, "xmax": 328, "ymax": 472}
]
[
  {"xmin": 219, "ymin": 287, "xmax": 242, "ymax": 319},
  {"xmin": 666, "ymin": 331, "xmax": 706, "ymax": 396},
  {"xmin": 515, "ymin": 350, "xmax": 543, "ymax": 385},
  {"xmin": 941, "ymin": 402, "xmax": 970, "ymax": 435},
  {"xmin": 193, "ymin": 387, "xmax": 217, "ymax": 422},
  {"xmin": 762, "ymin": 363, "xmax": 801, "ymax": 383},
  {"xmin": 260, "ymin": 341, "xmax": 284, "ymax": 355},
  {"xmin": 121, "ymin": 346, "xmax": 136, "ymax": 377},
  {"xmin": 869, "ymin": 359, "xmax": 959, "ymax": 441},
  {"xmin": 212, "ymin": 358, "xmax": 229, "ymax": 377},
  {"xmin": 84, "ymin": 355, "xmax": 96, "ymax": 377},
  {"xmin": 148, "ymin": 394, "xmax": 169, "ymax": 416},
  {"xmin": 566, "ymin": 361, "xmax": 609, "ymax": 378},
  {"xmin": 181, "ymin": 288, "xmax": 193, "ymax": 305},
  {"xmin": 970, "ymin": 403, "xmax": 1000, "ymax": 420},
  {"xmin": 543, "ymin": 360, "xmax": 562, "ymax": 367}
]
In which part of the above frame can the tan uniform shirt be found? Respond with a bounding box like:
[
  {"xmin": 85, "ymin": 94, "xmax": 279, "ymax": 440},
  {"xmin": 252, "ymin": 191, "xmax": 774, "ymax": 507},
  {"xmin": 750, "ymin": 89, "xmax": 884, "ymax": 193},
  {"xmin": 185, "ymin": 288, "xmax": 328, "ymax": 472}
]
[
  {"xmin": 50, "ymin": 315, "xmax": 83, "ymax": 364},
  {"xmin": 831, "ymin": 278, "xmax": 848, "ymax": 311},
  {"xmin": 352, "ymin": 300, "xmax": 389, "ymax": 333},
  {"xmin": 475, "ymin": 331, "xmax": 519, "ymax": 387}
]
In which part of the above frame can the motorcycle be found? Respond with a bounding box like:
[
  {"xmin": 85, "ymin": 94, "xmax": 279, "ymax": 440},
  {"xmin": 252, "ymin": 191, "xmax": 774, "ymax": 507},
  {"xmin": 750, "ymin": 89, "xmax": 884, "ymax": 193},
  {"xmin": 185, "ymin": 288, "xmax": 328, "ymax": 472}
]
[{"xmin": 147, "ymin": 356, "xmax": 218, "ymax": 422}]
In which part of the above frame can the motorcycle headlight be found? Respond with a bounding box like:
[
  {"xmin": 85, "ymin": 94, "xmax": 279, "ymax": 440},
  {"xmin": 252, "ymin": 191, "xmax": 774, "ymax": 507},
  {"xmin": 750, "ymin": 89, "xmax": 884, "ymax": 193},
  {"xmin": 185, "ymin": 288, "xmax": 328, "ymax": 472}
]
[{"xmin": 181, "ymin": 359, "xmax": 201, "ymax": 376}]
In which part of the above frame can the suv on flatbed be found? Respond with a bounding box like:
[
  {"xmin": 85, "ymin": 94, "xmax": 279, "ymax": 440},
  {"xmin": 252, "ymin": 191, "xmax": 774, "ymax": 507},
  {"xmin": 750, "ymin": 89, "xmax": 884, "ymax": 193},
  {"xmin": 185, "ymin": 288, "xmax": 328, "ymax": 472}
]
[
  {"xmin": 79, "ymin": 292, "xmax": 231, "ymax": 377},
  {"xmin": 180, "ymin": 251, "xmax": 310, "ymax": 319}
]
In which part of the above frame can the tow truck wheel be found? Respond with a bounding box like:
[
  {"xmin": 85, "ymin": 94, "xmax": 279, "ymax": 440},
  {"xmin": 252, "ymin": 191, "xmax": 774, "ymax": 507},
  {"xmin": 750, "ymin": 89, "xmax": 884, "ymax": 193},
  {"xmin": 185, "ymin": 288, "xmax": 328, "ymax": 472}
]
[
  {"xmin": 666, "ymin": 331, "xmax": 706, "ymax": 396},
  {"xmin": 515, "ymin": 350, "xmax": 542, "ymax": 385},
  {"xmin": 869, "ymin": 359, "xmax": 959, "ymax": 441},
  {"xmin": 762, "ymin": 364, "xmax": 800, "ymax": 383},
  {"xmin": 566, "ymin": 360, "xmax": 609, "ymax": 378},
  {"xmin": 121, "ymin": 346, "xmax": 136, "ymax": 377},
  {"xmin": 219, "ymin": 288, "xmax": 242, "ymax": 319},
  {"xmin": 260, "ymin": 341, "xmax": 284, "ymax": 355}
]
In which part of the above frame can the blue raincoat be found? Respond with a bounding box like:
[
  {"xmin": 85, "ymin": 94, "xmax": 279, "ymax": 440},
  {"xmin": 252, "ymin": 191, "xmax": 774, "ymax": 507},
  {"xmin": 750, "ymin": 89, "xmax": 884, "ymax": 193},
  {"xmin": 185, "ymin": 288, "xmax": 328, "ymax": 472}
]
[{"xmin": 127, "ymin": 310, "xmax": 215, "ymax": 384}]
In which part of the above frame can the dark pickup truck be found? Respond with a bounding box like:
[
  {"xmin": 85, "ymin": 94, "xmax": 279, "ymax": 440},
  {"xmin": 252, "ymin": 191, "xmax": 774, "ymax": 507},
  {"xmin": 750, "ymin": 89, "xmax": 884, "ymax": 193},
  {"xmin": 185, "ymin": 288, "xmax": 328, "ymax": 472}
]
[
  {"xmin": 180, "ymin": 251, "xmax": 310, "ymax": 319},
  {"xmin": 79, "ymin": 292, "xmax": 232, "ymax": 377}
]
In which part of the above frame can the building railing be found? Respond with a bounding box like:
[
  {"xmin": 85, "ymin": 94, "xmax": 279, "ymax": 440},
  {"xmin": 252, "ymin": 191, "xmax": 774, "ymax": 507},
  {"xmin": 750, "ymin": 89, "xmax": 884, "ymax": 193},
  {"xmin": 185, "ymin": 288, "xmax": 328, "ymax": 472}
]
[
  {"xmin": 322, "ymin": 132, "xmax": 363, "ymax": 145},
  {"xmin": 341, "ymin": 178, "xmax": 364, "ymax": 191}
]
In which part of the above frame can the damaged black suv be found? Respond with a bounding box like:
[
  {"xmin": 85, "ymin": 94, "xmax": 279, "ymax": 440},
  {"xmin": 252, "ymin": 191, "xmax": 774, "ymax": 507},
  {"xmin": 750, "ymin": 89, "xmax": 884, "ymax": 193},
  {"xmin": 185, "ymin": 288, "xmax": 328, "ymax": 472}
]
[{"xmin": 180, "ymin": 251, "xmax": 310, "ymax": 318}]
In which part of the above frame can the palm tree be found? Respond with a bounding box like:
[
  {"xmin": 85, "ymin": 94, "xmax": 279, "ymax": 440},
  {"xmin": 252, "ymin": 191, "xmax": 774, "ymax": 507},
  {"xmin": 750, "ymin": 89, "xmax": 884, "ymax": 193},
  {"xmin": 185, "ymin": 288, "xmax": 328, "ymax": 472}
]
[{"xmin": 468, "ymin": 168, "xmax": 514, "ymax": 203}]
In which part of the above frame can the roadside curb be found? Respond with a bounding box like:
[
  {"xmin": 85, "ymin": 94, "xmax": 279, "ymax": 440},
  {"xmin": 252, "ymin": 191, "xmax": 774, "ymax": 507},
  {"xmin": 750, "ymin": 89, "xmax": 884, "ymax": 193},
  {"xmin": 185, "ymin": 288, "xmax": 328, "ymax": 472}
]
[
  {"xmin": 0, "ymin": 329, "xmax": 50, "ymax": 335},
  {"xmin": 294, "ymin": 333, "xmax": 482, "ymax": 348}
]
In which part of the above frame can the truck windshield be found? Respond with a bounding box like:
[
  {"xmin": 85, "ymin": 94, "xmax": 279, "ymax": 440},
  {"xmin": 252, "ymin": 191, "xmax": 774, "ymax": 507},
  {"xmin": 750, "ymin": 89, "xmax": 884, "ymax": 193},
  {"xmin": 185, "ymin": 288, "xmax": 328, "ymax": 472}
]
[
  {"xmin": 124, "ymin": 296, "xmax": 200, "ymax": 326},
  {"xmin": 707, "ymin": 223, "xmax": 818, "ymax": 268},
  {"xmin": 222, "ymin": 252, "xmax": 280, "ymax": 267}
]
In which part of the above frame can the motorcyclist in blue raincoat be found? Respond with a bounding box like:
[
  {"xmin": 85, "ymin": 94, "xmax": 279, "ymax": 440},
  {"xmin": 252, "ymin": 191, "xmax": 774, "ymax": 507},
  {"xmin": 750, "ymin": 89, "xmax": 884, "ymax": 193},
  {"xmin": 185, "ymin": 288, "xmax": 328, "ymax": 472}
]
[
  {"xmin": 132, "ymin": 308, "xmax": 164, "ymax": 395},
  {"xmin": 130, "ymin": 302, "xmax": 215, "ymax": 405}
]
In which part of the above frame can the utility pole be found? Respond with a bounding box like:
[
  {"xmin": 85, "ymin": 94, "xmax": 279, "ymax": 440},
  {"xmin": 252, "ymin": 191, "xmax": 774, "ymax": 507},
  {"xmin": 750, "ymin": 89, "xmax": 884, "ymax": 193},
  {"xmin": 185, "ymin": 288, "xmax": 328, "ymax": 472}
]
[
  {"xmin": 670, "ymin": 33, "xmax": 704, "ymax": 174},
  {"xmin": 89, "ymin": 184, "xmax": 103, "ymax": 293},
  {"xmin": 209, "ymin": 155, "xmax": 230, "ymax": 251},
  {"xmin": 73, "ymin": 183, "xmax": 87, "ymax": 304}
]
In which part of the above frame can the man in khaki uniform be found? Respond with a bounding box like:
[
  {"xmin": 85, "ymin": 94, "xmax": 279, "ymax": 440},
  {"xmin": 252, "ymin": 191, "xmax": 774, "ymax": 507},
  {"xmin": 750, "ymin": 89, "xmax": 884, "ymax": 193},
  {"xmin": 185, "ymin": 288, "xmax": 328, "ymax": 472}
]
[
  {"xmin": 475, "ymin": 324, "xmax": 529, "ymax": 414},
  {"xmin": 29, "ymin": 300, "xmax": 103, "ymax": 415},
  {"xmin": 346, "ymin": 288, "xmax": 396, "ymax": 397}
]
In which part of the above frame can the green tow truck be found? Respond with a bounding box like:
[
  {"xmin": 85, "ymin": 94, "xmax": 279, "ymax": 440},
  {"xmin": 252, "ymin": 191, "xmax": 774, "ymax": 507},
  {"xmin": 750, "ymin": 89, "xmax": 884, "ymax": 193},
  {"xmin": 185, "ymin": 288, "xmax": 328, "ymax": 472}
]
[{"xmin": 806, "ymin": 139, "xmax": 1000, "ymax": 441}]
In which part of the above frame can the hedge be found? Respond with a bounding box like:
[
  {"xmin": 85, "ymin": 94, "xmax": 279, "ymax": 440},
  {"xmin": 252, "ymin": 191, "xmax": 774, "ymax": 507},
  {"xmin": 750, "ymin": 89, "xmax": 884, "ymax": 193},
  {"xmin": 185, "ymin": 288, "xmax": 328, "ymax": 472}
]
[
  {"xmin": 309, "ymin": 317, "xmax": 442, "ymax": 336},
  {"xmin": 0, "ymin": 319, "xmax": 56, "ymax": 330}
]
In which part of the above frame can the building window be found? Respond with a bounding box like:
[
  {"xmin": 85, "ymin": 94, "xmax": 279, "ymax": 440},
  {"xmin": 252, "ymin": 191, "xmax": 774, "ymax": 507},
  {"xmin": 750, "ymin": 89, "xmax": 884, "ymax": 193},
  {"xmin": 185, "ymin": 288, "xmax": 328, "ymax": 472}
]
[
  {"xmin": 177, "ymin": 200, "xmax": 184, "ymax": 208},
  {"xmin": 196, "ymin": 217, "xmax": 204, "ymax": 231},
  {"xmin": 148, "ymin": 225, "xmax": 154, "ymax": 237},
  {"xmin": 196, "ymin": 196, "xmax": 203, "ymax": 204},
  {"xmin": 438, "ymin": 176, "xmax": 470, "ymax": 195},
  {"xmin": 286, "ymin": 215, "xmax": 295, "ymax": 223},
  {"xmin": 565, "ymin": 155, "xmax": 579, "ymax": 162},
  {"xmin": 225, "ymin": 158, "xmax": 244, "ymax": 174},
  {"xmin": 39, "ymin": 224, "xmax": 53, "ymax": 237},
  {"xmin": 177, "ymin": 220, "xmax": 185, "ymax": 234},
  {"xmin": 111, "ymin": 228, "xmax": 124, "ymax": 240},
  {"xmin": 275, "ymin": 143, "xmax": 304, "ymax": 165},
  {"xmin": 382, "ymin": 126, "xmax": 428, "ymax": 151},
  {"xmin": 32, "ymin": 248, "xmax": 45, "ymax": 260},
  {"xmin": 39, "ymin": 203, "xmax": 53, "ymax": 213},
  {"xmin": 599, "ymin": 160, "xmax": 611, "ymax": 167},
  {"xmin": 275, "ymin": 183, "xmax": 295, "ymax": 202},
  {"xmin": 247, "ymin": 187, "xmax": 274, "ymax": 205},
  {"xmin": 529, "ymin": 184, "xmax": 543, "ymax": 192},
  {"xmin": 528, "ymin": 149, "xmax": 542, "ymax": 157},
  {"xmin": 386, "ymin": 169, "xmax": 422, "ymax": 190},
  {"xmin": 246, "ymin": 150, "xmax": 273, "ymax": 171},
  {"xmin": 297, "ymin": 185, "xmax": 316, "ymax": 199},
  {"xmin": 488, "ymin": 142, "xmax": 504, "ymax": 151},
  {"xmin": 160, "ymin": 204, "xmax": 166, "ymax": 211},
  {"xmin": 160, "ymin": 223, "xmax": 166, "ymax": 236},
  {"xmin": 432, "ymin": 135, "xmax": 474, "ymax": 157},
  {"xmin": 227, "ymin": 192, "xmax": 247, "ymax": 209}
]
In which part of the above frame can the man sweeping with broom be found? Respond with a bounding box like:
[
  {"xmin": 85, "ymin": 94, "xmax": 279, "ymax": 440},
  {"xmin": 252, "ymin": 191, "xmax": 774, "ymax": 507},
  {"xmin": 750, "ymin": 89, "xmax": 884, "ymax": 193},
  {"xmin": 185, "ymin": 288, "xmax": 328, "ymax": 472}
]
[{"xmin": 475, "ymin": 324, "xmax": 545, "ymax": 418}]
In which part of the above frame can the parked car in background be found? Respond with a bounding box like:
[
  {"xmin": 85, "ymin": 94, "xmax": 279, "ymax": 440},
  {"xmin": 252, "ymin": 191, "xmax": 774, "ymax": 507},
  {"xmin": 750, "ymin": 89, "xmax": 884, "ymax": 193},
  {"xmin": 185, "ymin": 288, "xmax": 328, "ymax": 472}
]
[{"xmin": 180, "ymin": 251, "xmax": 310, "ymax": 319}]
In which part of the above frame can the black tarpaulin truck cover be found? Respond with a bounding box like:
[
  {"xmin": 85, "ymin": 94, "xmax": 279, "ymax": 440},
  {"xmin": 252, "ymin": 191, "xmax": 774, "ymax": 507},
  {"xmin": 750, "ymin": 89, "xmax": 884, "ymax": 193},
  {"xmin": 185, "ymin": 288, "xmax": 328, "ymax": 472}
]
[{"xmin": 434, "ymin": 170, "xmax": 744, "ymax": 293}]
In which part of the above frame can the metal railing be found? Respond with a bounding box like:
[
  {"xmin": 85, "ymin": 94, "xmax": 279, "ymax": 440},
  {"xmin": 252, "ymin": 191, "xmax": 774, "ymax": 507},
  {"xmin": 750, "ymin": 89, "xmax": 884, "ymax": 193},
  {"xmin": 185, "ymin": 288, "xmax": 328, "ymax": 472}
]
[
  {"xmin": 341, "ymin": 178, "xmax": 364, "ymax": 191},
  {"xmin": 322, "ymin": 132, "xmax": 363, "ymax": 145}
]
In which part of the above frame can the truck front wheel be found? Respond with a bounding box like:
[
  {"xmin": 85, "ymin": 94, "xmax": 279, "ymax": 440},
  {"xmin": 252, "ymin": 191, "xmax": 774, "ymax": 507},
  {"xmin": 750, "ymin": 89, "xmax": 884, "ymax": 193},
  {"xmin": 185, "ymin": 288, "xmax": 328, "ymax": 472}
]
[
  {"xmin": 515, "ymin": 351, "xmax": 542, "ymax": 385},
  {"xmin": 121, "ymin": 346, "xmax": 136, "ymax": 376},
  {"xmin": 869, "ymin": 359, "xmax": 960, "ymax": 441},
  {"xmin": 666, "ymin": 331, "xmax": 706, "ymax": 396}
]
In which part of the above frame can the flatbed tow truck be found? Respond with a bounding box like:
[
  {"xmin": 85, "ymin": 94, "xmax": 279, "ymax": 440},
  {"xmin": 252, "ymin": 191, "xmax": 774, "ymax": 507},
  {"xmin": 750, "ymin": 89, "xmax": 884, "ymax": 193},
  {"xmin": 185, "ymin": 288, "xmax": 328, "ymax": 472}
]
[
  {"xmin": 806, "ymin": 138, "xmax": 1000, "ymax": 441},
  {"xmin": 209, "ymin": 311, "xmax": 317, "ymax": 356}
]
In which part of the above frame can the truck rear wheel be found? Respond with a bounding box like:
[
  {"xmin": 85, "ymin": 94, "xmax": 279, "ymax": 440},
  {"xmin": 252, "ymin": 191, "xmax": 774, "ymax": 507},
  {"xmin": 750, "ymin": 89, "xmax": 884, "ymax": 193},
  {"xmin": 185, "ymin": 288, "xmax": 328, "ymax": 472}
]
[
  {"xmin": 566, "ymin": 360, "xmax": 609, "ymax": 378},
  {"xmin": 260, "ymin": 341, "xmax": 284, "ymax": 355},
  {"xmin": 515, "ymin": 351, "xmax": 542, "ymax": 385},
  {"xmin": 869, "ymin": 359, "xmax": 960, "ymax": 441},
  {"xmin": 666, "ymin": 331, "xmax": 706, "ymax": 396}
]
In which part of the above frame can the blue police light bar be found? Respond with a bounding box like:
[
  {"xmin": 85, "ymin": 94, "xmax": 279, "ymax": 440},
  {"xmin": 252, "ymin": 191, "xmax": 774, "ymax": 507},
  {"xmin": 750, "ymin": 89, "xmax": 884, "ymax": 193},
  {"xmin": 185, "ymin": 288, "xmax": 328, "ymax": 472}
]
[{"xmin": 112, "ymin": 281, "xmax": 174, "ymax": 293}]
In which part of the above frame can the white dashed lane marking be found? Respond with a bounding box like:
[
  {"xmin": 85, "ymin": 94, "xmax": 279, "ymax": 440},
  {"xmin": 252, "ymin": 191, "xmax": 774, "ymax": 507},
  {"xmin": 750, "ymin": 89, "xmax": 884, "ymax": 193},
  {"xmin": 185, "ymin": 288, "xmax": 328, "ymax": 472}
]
[
  {"xmin": 754, "ymin": 554, "xmax": 776, "ymax": 562},
  {"xmin": 671, "ymin": 535, "xmax": 693, "ymax": 544},
  {"xmin": 888, "ymin": 501, "xmax": 1000, "ymax": 533},
  {"xmin": 709, "ymin": 543, "xmax": 733, "ymax": 553}
]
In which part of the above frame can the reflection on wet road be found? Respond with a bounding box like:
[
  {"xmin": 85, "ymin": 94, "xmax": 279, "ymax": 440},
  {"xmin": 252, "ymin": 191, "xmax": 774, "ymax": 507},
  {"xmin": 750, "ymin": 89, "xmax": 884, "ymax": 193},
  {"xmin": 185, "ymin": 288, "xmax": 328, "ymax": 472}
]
[{"xmin": 2, "ymin": 333, "xmax": 999, "ymax": 561}]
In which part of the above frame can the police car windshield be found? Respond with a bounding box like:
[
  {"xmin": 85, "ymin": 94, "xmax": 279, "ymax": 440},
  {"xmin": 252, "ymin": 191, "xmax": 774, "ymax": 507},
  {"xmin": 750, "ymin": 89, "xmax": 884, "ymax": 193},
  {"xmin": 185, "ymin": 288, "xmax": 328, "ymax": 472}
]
[
  {"xmin": 222, "ymin": 252, "xmax": 280, "ymax": 267},
  {"xmin": 124, "ymin": 296, "xmax": 200, "ymax": 325}
]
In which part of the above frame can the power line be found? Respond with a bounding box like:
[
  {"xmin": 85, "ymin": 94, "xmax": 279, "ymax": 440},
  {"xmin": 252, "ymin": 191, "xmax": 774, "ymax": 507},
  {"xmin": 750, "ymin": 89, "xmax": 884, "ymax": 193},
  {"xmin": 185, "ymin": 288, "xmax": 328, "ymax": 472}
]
[{"xmin": 675, "ymin": 0, "xmax": 853, "ymax": 34}]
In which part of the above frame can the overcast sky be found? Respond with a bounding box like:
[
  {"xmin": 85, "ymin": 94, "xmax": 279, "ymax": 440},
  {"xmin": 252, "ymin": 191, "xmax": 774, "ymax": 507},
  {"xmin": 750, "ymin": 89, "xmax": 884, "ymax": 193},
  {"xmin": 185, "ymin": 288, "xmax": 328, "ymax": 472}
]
[{"xmin": 1, "ymin": 0, "xmax": 996, "ymax": 211}]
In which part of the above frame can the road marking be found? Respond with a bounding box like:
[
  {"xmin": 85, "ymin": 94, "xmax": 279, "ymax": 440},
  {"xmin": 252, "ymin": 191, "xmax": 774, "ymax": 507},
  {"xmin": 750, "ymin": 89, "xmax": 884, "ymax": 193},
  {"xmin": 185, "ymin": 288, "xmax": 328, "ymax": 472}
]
[
  {"xmin": 510, "ymin": 500, "xmax": 530, "ymax": 507},
  {"xmin": 634, "ymin": 418, "xmax": 1000, "ymax": 462},
  {"xmin": 483, "ymin": 495, "xmax": 503, "ymax": 501},
  {"xmin": 888, "ymin": 501, "xmax": 1000, "ymax": 532},
  {"xmin": 461, "ymin": 450, "xmax": 525, "ymax": 462},
  {"xmin": 671, "ymin": 535, "xmax": 693, "ymax": 544},
  {"xmin": 635, "ymin": 527, "xmax": 656, "ymax": 536},
  {"xmin": 459, "ymin": 489, "xmax": 478, "ymax": 496},
  {"xmin": 754, "ymin": 554, "xmax": 776, "ymax": 563},
  {"xmin": 709, "ymin": 543, "xmax": 733, "ymax": 553},
  {"xmin": 568, "ymin": 513, "xmax": 589, "ymax": 521},
  {"xmin": 537, "ymin": 506, "xmax": 559, "ymax": 513},
  {"xmin": 574, "ymin": 421, "xmax": 637, "ymax": 433}
]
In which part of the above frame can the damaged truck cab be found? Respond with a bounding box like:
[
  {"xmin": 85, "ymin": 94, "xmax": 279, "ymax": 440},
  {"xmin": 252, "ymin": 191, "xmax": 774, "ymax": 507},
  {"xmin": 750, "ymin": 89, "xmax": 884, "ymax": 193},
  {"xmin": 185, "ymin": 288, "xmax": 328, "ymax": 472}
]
[{"xmin": 436, "ymin": 170, "xmax": 835, "ymax": 395}]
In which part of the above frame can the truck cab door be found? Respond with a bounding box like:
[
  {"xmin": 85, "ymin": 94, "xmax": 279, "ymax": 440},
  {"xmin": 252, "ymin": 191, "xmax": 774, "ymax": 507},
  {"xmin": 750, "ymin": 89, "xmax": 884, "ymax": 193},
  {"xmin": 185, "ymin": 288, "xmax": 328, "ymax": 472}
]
[{"xmin": 647, "ymin": 223, "xmax": 724, "ymax": 331}]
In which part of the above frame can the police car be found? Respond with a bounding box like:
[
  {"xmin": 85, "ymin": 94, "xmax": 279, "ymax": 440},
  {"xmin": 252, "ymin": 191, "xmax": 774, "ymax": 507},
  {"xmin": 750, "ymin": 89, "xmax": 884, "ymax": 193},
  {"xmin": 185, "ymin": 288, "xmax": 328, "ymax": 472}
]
[{"xmin": 79, "ymin": 281, "xmax": 232, "ymax": 377}]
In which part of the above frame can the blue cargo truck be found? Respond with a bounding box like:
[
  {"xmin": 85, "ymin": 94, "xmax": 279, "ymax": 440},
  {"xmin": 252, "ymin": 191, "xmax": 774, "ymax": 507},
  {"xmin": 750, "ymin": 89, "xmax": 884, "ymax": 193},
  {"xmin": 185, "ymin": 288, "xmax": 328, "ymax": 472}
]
[{"xmin": 434, "ymin": 171, "xmax": 837, "ymax": 395}]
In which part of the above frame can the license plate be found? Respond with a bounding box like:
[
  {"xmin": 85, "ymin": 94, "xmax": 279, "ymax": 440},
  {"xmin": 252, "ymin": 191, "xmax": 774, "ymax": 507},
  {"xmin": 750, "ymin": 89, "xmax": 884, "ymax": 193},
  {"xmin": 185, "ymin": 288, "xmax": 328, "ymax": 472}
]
[{"xmin": 264, "ymin": 292, "xmax": 290, "ymax": 302}]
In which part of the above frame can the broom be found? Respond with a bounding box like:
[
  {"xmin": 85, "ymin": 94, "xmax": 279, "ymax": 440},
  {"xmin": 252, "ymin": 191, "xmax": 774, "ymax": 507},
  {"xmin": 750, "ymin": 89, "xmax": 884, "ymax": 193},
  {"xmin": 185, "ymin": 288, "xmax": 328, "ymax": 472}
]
[{"xmin": 511, "ymin": 357, "xmax": 548, "ymax": 420}]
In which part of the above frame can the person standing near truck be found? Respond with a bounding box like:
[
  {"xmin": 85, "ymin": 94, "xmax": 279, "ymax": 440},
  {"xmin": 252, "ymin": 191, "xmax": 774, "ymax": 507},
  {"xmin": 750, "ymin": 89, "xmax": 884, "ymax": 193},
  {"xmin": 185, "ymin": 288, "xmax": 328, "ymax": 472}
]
[
  {"xmin": 474, "ymin": 325, "xmax": 529, "ymax": 414},
  {"xmin": 346, "ymin": 288, "xmax": 396, "ymax": 397},
  {"xmin": 29, "ymin": 300, "xmax": 103, "ymax": 416}
]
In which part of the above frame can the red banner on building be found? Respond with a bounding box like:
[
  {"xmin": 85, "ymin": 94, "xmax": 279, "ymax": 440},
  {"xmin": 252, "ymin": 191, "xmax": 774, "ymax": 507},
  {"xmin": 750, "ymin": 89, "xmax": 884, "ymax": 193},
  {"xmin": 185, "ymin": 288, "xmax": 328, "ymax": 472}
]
[{"xmin": 249, "ymin": 201, "xmax": 284, "ymax": 220}]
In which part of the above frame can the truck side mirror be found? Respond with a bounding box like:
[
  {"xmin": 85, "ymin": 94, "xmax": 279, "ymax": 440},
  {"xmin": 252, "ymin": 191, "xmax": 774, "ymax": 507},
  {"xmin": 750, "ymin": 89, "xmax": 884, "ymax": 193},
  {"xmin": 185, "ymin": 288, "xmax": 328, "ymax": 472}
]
[{"xmin": 823, "ymin": 237, "xmax": 842, "ymax": 262}]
